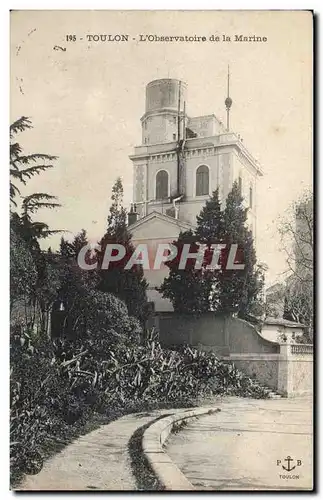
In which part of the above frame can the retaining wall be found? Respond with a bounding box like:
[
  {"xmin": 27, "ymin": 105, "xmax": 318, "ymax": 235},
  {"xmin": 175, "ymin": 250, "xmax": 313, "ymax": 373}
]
[{"xmin": 155, "ymin": 312, "xmax": 313, "ymax": 397}]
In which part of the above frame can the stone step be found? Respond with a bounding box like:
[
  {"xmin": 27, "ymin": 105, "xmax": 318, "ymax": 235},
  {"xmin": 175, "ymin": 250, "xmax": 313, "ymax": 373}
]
[
  {"xmin": 262, "ymin": 388, "xmax": 282, "ymax": 399},
  {"xmin": 268, "ymin": 394, "xmax": 282, "ymax": 399}
]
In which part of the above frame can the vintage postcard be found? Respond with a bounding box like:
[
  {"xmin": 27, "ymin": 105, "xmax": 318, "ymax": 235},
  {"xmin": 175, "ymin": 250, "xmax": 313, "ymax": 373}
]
[{"xmin": 10, "ymin": 10, "xmax": 313, "ymax": 491}]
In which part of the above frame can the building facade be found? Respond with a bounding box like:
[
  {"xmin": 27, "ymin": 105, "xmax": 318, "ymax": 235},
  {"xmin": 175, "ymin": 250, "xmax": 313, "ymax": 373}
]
[{"xmin": 129, "ymin": 78, "xmax": 263, "ymax": 311}]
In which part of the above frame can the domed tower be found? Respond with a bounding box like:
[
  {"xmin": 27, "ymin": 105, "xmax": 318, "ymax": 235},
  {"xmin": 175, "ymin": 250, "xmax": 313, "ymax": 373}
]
[{"xmin": 141, "ymin": 79, "xmax": 187, "ymax": 145}]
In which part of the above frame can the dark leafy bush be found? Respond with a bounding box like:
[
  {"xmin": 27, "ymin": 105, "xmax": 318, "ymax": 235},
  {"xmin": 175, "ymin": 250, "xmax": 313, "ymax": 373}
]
[{"xmin": 10, "ymin": 326, "xmax": 269, "ymax": 485}]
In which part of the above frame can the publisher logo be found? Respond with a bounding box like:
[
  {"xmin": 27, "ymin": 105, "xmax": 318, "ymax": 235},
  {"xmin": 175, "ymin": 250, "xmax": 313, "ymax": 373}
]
[{"xmin": 277, "ymin": 456, "xmax": 302, "ymax": 480}]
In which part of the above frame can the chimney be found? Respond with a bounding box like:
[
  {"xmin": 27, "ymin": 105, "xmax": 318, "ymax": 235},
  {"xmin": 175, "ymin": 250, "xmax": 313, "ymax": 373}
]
[{"xmin": 128, "ymin": 204, "xmax": 138, "ymax": 226}]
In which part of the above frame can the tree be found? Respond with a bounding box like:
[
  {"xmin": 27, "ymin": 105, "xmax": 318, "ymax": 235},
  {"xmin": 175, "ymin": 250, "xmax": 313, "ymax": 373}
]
[
  {"xmin": 195, "ymin": 189, "xmax": 224, "ymax": 242},
  {"xmin": 10, "ymin": 117, "xmax": 62, "ymax": 336},
  {"xmin": 284, "ymin": 280, "xmax": 313, "ymax": 342},
  {"xmin": 217, "ymin": 182, "xmax": 264, "ymax": 317},
  {"xmin": 264, "ymin": 281, "xmax": 286, "ymax": 319},
  {"xmin": 159, "ymin": 230, "xmax": 210, "ymax": 314},
  {"xmin": 97, "ymin": 178, "xmax": 148, "ymax": 323},
  {"xmin": 10, "ymin": 227, "xmax": 38, "ymax": 309},
  {"xmin": 160, "ymin": 190, "xmax": 225, "ymax": 314},
  {"xmin": 57, "ymin": 231, "xmax": 98, "ymax": 339},
  {"xmin": 20, "ymin": 193, "xmax": 61, "ymax": 238},
  {"xmin": 106, "ymin": 177, "xmax": 129, "ymax": 242},
  {"xmin": 196, "ymin": 189, "xmax": 225, "ymax": 312},
  {"xmin": 10, "ymin": 117, "xmax": 57, "ymax": 208},
  {"xmin": 57, "ymin": 228, "xmax": 144, "ymax": 341},
  {"xmin": 160, "ymin": 183, "xmax": 264, "ymax": 317},
  {"xmin": 279, "ymin": 191, "xmax": 313, "ymax": 340},
  {"xmin": 279, "ymin": 191, "xmax": 313, "ymax": 282}
]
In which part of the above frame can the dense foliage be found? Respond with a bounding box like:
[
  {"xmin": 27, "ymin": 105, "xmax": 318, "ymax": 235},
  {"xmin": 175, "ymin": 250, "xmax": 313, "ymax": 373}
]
[
  {"xmin": 279, "ymin": 192, "xmax": 313, "ymax": 341},
  {"xmin": 160, "ymin": 185, "xmax": 265, "ymax": 317},
  {"xmin": 10, "ymin": 119, "xmax": 269, "ymax": 487},
  {"xmin": 97, "ymin": 178, "xmax": 149, "ymax": 323},
  {"xmin": 10, "ymin": 327, "xmax": 269, "ymax": 484}
]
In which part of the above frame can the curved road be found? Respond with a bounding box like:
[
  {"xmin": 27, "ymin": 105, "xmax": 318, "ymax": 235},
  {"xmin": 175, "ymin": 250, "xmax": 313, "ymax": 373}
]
[{"xmin": 166, "ymin": 396, "xmax": 313, "ymax": 491}]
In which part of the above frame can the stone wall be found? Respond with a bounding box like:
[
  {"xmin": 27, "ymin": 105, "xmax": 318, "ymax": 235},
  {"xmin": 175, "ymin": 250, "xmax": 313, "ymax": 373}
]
[
  {"xmin": 156, "ymin": 312, "xmax": 228, "ymax": 355},
  {"xmin": 225, "ymin": 316, "xmax": 279, "ymax": 354},
  {"xmin": 223, "ymin": 346, "xmax": 313, "ymax": 396},
  {"xmin": 157, "ymin": 313, "xmax": 279, "ymax": 356},
  {"xmin": 278, "ymin": 344, "xmax": 313, "ymax": 396},
  {"xmin": 225, "ymin": 354, "xmax": 280, "ymax": 391},
  {"xmin": 155, "ymin": 312, "xmax": 313, "ymax": 397}
]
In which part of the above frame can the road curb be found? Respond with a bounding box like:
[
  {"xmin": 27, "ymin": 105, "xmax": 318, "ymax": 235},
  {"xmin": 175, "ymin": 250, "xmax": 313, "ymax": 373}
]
[{"xmin": 142, "ymin": 406, "xmax": 221, "ymax": 491}]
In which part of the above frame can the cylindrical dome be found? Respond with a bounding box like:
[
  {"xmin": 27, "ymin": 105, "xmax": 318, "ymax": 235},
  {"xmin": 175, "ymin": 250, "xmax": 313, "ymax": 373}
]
[{"xmin": 145, "ymin": 79, "xmax": 187, "ymax": 113}]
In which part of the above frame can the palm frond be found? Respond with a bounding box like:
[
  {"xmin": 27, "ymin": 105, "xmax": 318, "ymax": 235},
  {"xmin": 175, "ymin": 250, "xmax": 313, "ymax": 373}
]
[
  {"xmin": 23, "ymin": 193, "xmax": 58, "ymax": 204},
  {"xmin": 29, "ymin": 202, "xmax": 61, "ymax": 213},
  {"xmin": 10, "ymin": 169, "xmax": 24, "ymax": 181},
  {"xmin": 10, "ymin": 117, "xmax": 32, "ymax": 137},
  {"xmin": 28, "ymin": 221, "xmax": 64, "ymax": 239},
  {"xmin": 17, "ymin": 164, "xmax": 54, "ymax": 180},
  {"xmin": 14, "ymin": 154, "xmax": 58, "ymax": 164},
  {"xmin": 10, "ymin": 183, "xmax": 21, "ymax": 198},
  {"xmin": 22, "ymin": 193, "xmax": 60, "ymax": 215},
  {"xmin": 30, "ymin": 221, "xmax": 50, "ymax": 231},
  {"xmin": 10, "ymin": 142, "xmax": 22, "ymax": 159},
  {"xmin": 10, "ymin": 160, "xmax": 21, "ymax": 172},
  {"xmin": 37, "ymin": 229, "xmax": 65, "ymax": 239}
]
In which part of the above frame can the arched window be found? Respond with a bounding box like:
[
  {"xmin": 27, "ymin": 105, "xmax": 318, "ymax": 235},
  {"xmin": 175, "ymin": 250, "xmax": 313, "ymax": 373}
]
[
  {"xmin": 196, "ymin": 165, "xmax": 209, "ymax": 196},
  {"xmin": 156, "ymin": 170, "xmax": 169, "ymax": 200}
]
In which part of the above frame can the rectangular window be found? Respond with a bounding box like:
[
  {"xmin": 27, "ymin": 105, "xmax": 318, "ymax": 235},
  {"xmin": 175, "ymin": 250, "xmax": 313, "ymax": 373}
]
[
  {"xmin": 249, "ymin": 186, "xmax": 253, "ymax": 208},
  {"xmin": 173, "ymin": 133, "xmax": 176, "ymax": 141}
]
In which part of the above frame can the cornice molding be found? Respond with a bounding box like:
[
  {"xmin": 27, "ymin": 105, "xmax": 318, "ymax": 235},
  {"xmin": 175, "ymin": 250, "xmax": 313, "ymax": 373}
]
[{"xmin": 130, "ymin": 138, "xmax": 263, "ymax": 176}]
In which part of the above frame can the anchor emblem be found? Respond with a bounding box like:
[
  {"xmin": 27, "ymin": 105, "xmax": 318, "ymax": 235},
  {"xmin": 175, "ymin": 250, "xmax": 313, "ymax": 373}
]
[
  {"xmin": 277, "ymin": 456, "xmax": 302, "ymax": 471},
  {"xmin": 282, "ymin": 456, "xmax": 296, "ymax": 472}
]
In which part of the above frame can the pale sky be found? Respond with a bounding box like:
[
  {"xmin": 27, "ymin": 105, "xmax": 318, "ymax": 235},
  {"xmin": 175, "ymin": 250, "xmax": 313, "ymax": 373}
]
[{"xmin": 10, "ymin": 10, "xmax": 313, "ymax": 286}]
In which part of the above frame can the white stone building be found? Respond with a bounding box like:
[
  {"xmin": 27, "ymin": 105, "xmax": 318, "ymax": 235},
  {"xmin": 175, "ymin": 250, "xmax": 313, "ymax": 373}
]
[{"xmin": 129, "ymin": 78, "xmax": 263, "ymax": 312}]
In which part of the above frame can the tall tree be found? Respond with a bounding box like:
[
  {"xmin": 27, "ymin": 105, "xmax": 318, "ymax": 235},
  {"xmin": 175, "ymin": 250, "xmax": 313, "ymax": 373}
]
[
  {"xmin": 10, "ymin": 117, "xmax": 57, "ymax": 208},
  {"xmin": 106, "ymin": 177, "xmax": 129, "ymax": 242},
  {"xmin": 10, "ymin": 117, "xmax": 62, "ymax": 335},
  {"xmin": 195, "ymin": 189, "xmax": 224, "ymax": 243},
  {"xmin": 159, "ymin": 230, "xmax": 210, "ymax": 314},
  {"xmin": 160, "ymin": 183, "xmax": 264, "ymax": 317},
  {"xmin": 279, "ymin": 191, "xmax": 313, "ymax": 282},
  {"xmin": 218, "ymin": 181, "xmax": 264, "ymax": 317},
  {"xmin": 58, "ymin": 231, "xmax": 98, "ymax": 339},
  {"xmin": 195, "ymin": 189, "xmax": 225, "ymax": 311},
  {"xmin": 279, "ymin": 191, "xmax": 313, "ymax": 340},
  {"xmin": 161, "ymin": 191, "xmax": 225, "ymax": 314},
  {"xmin": 97, "ymin": 178, "xmax": 148, "ymax": 323}
]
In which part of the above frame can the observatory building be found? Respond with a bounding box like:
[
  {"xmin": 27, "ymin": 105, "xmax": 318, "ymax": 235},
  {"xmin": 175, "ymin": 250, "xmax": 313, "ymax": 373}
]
[{"xmin": 128, "ymin": 78, "xmax": 263, "ymax": 311}]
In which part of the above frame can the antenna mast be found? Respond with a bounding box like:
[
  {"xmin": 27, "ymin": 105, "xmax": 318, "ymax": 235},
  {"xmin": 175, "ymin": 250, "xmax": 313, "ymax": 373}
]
[
  {"xmin": 177, "ymin": 81, "xmax": 181, "ymax": 195},
  {"xmin": 225, "ymin": 65, "xmax": 233, "ymax": 131},
  {"xmin": 177, "ymin": 81, "xmax": 181, "ymax": 141}
]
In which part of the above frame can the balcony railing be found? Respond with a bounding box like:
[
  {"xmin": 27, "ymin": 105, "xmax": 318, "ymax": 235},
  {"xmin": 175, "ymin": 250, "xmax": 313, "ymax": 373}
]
[{"xmin": 291, "ymin": 344, "xmax": 313, "ymax": 355}]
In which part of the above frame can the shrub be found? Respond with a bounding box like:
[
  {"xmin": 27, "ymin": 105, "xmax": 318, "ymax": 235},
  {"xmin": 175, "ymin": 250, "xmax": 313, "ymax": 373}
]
[{"xmin": 10, "ymin": 327, "xmax": 269, "ymax": 485}]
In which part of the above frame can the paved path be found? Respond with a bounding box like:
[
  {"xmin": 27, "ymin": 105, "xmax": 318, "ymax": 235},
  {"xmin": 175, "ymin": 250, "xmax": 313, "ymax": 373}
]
[
  {"xmin": 18, "ymin": 410, "xmax": 164, "ymax": 491},
  {"xmin": 167, "ymin": 396, "xmax": 313, "ymax": 491}
]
